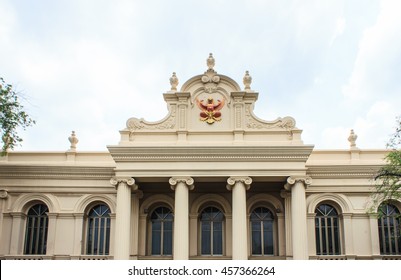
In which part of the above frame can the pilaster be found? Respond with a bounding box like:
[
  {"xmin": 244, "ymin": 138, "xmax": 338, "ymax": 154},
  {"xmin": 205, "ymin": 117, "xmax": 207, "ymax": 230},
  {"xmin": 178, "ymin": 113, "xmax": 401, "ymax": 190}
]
[
  {"xmin": 110, "ymin": 177, "xmax": 138, "ymax": 260},
  {"xmin": 130, "ymin": 190, "xmax": 143, "ymax": 259},
  {"xmin": 285, "ymin": 176, "xmax": 311, "ymax": 260},
  {"xmin": 280, "ymin": 190, "xmax": 292, "ymax": 258},
  {"xmin": 227, "ymin": 176, "xmax": 251, "ymax": 260},
  {"xmin": 170, "ymin": 177, "xmax": 194, "ymax": 260}
]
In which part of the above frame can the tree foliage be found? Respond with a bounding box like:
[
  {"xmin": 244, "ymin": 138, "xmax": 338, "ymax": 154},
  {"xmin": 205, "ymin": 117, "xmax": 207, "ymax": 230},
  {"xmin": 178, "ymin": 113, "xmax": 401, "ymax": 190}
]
[
  {"xmin": 0, "ymin": 77, "xmax": 36, "ymax": 155},
  {"xmin": 372, "ymin": 116, "xmax": 401, "ymax": 211}
]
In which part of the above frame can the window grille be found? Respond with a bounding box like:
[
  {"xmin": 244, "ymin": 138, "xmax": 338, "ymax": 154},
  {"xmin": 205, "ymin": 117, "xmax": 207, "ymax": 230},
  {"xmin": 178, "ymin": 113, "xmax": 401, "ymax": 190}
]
[
  {"xmin": 24, "ymin": 204, "xmax": 49, "ymax": 255},
  {"xmin": 315, "ymin": 204, "xmax": 341, "ymax": 255},
  {"xmin": 251, "ymin": 207, "xmax": 274, "ymax": 255},
  {"xmin": 378, "ymin": 203, "xmax": 401, "ymax": 255},
  {"xmin": 85, "ymin": 204, "xmax": 110, "ymax": 255}
]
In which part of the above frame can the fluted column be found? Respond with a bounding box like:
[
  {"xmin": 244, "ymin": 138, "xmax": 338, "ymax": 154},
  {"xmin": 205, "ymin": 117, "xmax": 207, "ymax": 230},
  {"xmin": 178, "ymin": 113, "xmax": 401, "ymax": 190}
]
[
  {"xmin": 285, "ymin": 176, "xmax": 311, "ymax": 260},
  {"xmin": 169, "ymin": 177, "xmax": 194, "ymax": 260},
  {"xmin": 227, "ymin": 176, "xmax": 252, "ymax": 260},
  {"xmin": 110, "ymin": 177, "xmax": 138, "ymax": 260}
]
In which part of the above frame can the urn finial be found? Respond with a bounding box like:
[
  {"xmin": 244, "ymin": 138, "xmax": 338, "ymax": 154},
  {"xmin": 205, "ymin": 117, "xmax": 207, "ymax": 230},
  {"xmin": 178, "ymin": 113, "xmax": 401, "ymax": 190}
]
[
  {"xmin": 68, "ymin": 131, "xmax": 79, "ymax": 150},
  {"xmin": 207, "ymin": 53, "xmax": 215, "ymax": 71},
  {"xmin": 169, "ymin": 72, "xmax": 179, "ymax": 91},
  {"xmin": 243, "ymin": 70, "xmax": 252, "ymax": 90},
  {"xmin": 348, "ymin": 129, "xmax": 358, "ymax": 148}
]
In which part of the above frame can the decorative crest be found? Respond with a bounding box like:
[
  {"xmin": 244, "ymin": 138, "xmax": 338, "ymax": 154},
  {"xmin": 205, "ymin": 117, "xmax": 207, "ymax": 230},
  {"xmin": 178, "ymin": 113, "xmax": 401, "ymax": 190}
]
[{"xmin": 196, "ymin": 97, "xmax": 225, "ymax": 124}]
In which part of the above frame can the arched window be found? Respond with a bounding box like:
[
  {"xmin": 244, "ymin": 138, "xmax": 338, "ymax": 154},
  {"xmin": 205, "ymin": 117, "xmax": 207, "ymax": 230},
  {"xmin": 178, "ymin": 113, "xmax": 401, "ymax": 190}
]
[
  {"xmin": 85, "ymin": 204, "xmax": 110, "ymax": 255},
  {"xmin": 315, "ymin": 204, "xmax": 341, "ymax": 255},
  {"xmin": 150, "ymin": 206, "xmax": 173, "ymax": 255},
  {"xmin": 24, "ymin": 203, "xmax": 49, "ymax": 255},
  {"xmin": 251, "ymin": 207, "xmax": 274, "ymax": 255},
  {"xmin": 378, "ymin": 203, "xmax": 401, "ymax": 255},
  {"xmin": 200, "ymin": 206, "xmax": 224, "ymax": 255}
]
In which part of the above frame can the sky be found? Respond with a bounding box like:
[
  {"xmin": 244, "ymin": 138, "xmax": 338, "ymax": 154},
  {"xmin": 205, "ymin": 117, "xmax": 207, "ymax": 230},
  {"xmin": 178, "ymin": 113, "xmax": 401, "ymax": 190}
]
[{"xmin": 1, "ymin": 0, "xmax": 400, "ymax": 151}]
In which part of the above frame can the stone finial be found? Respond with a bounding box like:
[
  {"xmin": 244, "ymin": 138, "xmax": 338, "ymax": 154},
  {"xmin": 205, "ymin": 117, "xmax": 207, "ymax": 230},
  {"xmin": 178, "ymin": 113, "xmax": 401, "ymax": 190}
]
[
  {"xmin": 207, "ymin": 53, "xmax": 215, "ymax": 71},
  {"xmin": 348, "ymin": 129, "xmax": 358, "ymax": 148},
  {"xmin": 243, "ymin": 70, "xmax": 252, "ymax": 90},
  {"xmin": 169, "ymin": 72, "xmax": 178, "ymax": 91},
  {"xmin": 68, "ymin": 131, "xmax": 79, "ymax": 150}
]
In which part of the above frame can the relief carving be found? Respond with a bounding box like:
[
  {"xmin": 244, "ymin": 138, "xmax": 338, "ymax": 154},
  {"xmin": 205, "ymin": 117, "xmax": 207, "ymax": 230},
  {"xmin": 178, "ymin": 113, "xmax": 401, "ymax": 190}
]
[
  {"xmin": 245, "ymin": 104, "xmax": 296, "ymax": 130},
  {"xmin": 126, "ymin": 106, "xmax": 176, "ymax": 131}
]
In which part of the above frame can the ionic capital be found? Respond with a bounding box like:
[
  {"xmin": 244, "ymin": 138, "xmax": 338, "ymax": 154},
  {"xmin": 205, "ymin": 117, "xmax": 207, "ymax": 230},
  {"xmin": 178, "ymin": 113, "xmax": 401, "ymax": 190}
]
[
  {"xmin": 226, "ymin": 176, "xmax": 252, "ymax": 191},
  {"xmin": 284, "ymin": 176, "xmax": 312, "ymax": 190},
  {"xmin": 110, "ymin": 177, "xmax": 138, "ymax": 191},
  {"xmin": 169, "ymin": 177, "xmax": 194, "ymax": 191}
]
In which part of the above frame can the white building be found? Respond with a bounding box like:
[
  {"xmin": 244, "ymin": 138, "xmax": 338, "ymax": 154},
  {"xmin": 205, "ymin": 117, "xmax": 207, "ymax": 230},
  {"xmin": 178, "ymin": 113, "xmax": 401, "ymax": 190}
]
[{"xmin": 0, "ymin": 54, "xmax": 399, "ymax": 260}]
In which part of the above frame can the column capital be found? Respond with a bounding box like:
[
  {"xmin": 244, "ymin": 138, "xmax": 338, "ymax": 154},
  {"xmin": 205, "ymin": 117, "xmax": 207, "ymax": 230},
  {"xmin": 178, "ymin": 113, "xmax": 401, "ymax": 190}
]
[
  {"xmin": 226, "ymin": 176, "xmax": 252, "ymax": 191},
  {"xmin": 169, "ymin": 177, "xmax": 194, "ymax": 190},
  {"xmin": 0, "ymin": 189, "xmax": 8, "ymax": 199},
  {"xmin": 110, "ymin": 177, "xmax": 138, "ymax": 191},
  {"xmin": 284, "ymin": 176, "xmax": 312, "ymax": 190}
]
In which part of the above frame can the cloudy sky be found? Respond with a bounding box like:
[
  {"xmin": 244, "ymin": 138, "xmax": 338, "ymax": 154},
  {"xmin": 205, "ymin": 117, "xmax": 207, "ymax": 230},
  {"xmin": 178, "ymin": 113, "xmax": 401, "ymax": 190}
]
[{"xmin": 1, "ymin": 0, "xmax": 400, "ymax": 151}]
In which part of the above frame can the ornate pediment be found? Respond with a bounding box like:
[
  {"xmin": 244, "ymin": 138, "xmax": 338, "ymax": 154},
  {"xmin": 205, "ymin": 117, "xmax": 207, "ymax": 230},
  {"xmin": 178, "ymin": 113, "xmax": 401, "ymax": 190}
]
[{"xmin": 119, "ymin": 54, "xmax": 303, "ymax": 146}]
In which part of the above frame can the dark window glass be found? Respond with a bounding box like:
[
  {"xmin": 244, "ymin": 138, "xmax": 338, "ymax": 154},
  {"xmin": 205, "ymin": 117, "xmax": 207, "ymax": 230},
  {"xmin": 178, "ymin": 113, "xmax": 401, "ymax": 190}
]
[
  {"xmin": 250, "ymin": 207, "xmax": 274, "ymax": 255},
  {"xmin": 200, "ymin": 207, "xmax": 224, "ymax": 255},
  {"xmin": 151, "ymin": 207, "xmax": 173, "ymax": 256},
  {"xmin": 378, "ymin": 204, "xmax": 401, "ymax": 255},
  {"xmin": 24, "ymin": 204, "xmax": 49, "ymax": 255},
  {"xmin": 86, "ymin": 204, "xmax": 110, "ymax": 255},
  {"xmin": 315, "ymin": 204, "xmax": 341, "ymax": 255}
]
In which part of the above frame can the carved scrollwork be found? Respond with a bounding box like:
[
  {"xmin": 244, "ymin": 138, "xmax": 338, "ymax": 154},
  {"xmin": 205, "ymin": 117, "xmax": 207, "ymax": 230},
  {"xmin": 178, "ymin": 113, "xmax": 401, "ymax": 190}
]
[
  {"xmin": 245, "ymin": 105, "xmax": 296, "ymax": 130},
  {"xmin": 110, "ymin": 177, "xmax": 138, "ymax": 190},
  {"xmin": 126, "ymin": 107, "xmax": 176, "ymax": 131},
  {"xmin": 169, "ymin": 177, "xmax": 195, "ymax": 190},
  {"xmin": 0, "ymin": 189, "xmax": 8, "ymax": 199},
  {"xmin": 226, "ymin": 176, "xmax": 252, "ymax": 190},
  {"xmin": 285, "ymin": 176, "xmax": 312, "ymax": 190}
]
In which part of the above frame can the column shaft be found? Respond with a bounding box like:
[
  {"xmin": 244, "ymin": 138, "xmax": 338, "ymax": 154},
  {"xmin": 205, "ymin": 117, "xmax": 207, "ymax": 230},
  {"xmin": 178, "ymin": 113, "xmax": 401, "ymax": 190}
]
[
  {"xmin": 287, "ymin": 178, "xmax": 310, "ymax": 260},
  {"xmin": 170, "ymin": 177, "xmax": 193, "ymax": 260},
  {"xmin": 111, "ymin": 178, "xmax": 137, "ymax": 260},
  {"xmin": 227, "ymin": 177, "xmax": 251, "ymax": 260}
]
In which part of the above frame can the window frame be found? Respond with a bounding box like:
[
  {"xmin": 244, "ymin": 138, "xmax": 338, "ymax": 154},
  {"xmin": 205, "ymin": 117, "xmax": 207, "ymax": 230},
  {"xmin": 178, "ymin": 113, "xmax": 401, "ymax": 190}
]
[
  {"xmin": 378, "ymin": 203, "xmax": 401, "ymax": 255},
  {"xmin": 149, "ymin": 206, "xmax": 174, "ymax": 256},
  {"xmin": 199, "ymin": 206, "xmax": 225, "ymax": 256},
  {"xmin": 250, "ymin": 206, "xmax": 276, "ymax": 256}
]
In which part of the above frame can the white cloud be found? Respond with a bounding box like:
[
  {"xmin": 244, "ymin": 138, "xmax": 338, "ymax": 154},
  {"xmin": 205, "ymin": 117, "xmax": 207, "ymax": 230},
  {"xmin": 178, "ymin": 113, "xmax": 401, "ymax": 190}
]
[{"xmin": 343, "ymin": 0, "xmax": 401, "ymax": 101}]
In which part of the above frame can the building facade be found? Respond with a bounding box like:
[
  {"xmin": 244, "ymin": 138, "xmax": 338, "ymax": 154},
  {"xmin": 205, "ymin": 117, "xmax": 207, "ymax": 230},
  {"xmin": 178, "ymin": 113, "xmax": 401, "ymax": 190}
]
[{"xmin": 0, "ymin": 55, "xmax": 400, "ymax": 260}]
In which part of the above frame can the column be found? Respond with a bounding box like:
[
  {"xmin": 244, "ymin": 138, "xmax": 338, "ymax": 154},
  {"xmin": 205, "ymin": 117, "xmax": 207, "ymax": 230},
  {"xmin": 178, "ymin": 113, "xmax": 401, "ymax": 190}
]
[
  {"xmin": 280, "ymin": 190, "xmax": 292, "ymax": 258},
  {"xmin": 169, "ymin": 177, "xmax": 194, "ymax": 260},
  {"xmin": 46, "ymin": 213, "xmax": 58, "ymax": 256},
  {"xmin": 130, "ymin": 190, "xmax": 143, "ymax": 260},
  {"xmin": 110, "ymin": 177, "xmax": 138, "ymax": 260},
  {"xmin": 285, "ymin": 176, "xmax": 311, "ymax": 260},
  {"xmin": 227, "ymin": 176, "xmax": 252, "ymax": 260}
]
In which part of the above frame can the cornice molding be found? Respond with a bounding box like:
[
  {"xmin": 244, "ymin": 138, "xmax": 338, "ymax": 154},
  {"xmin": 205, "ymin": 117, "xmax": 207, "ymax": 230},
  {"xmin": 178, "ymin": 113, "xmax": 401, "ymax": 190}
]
[
  {"xmin": 307, "ymin": 165, "xmax": 381, "ymax": 179},
  {"xmin": 0, "ymin": 165, "xmax": 115, "ymax": 180},
  {"xmin": 108, "ymin": 146, "xmax": 314, "ymax": 162}
]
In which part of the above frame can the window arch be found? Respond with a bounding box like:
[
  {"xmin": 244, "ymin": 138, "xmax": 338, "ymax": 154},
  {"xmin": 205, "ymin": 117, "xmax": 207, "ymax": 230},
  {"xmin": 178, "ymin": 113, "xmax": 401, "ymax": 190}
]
[
  {"xmin": 315, "ymin": 204, "xmax": 341, "ymax": 255},
  {"xmin": 24, "ymin": 203, "xmax": 49, "ymax": 255},
  {"xmin": 200, "ymin": 206, "xmax": 224, "ymax": 255},
  {"xmin": 250, "ymin": 207, "xmax": 274, "ymax": 256},
  {"xmin": 84, "ymin": 204, "xmax": 111, "ymax": 255},
  {"xmin": 378, "ymin": 203, "xmax": 401, "ymax": 255},
  {"xmin": 150, "ymin": 206, "xmax": 173, "ymax": 256}
]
